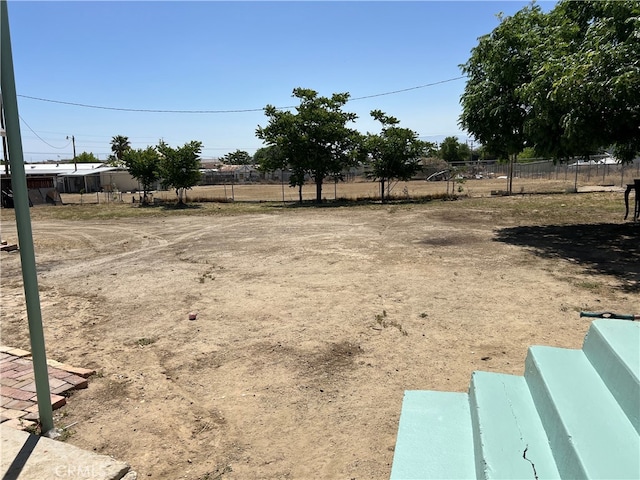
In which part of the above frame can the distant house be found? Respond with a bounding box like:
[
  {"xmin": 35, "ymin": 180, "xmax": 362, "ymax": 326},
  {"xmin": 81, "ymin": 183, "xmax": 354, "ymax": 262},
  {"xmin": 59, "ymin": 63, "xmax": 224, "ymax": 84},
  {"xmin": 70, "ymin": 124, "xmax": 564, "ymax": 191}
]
[
  {"xmin": 199, "ymin": 163, "xmax": 261, "ymax": 184},
  {"xmin": 0, "ymin": 162, "xmax": 140, "ymax": 205},
  {"xmin": 61, "ymin": 166, "xmax": 141, "ymax": 193},
  {"xmin": 568, "ymin": 153, "xmax": 621, "ymax": 167},
  {"xmin": 227, "ymin": 164, "xmax": 260, "ymax": 181}
]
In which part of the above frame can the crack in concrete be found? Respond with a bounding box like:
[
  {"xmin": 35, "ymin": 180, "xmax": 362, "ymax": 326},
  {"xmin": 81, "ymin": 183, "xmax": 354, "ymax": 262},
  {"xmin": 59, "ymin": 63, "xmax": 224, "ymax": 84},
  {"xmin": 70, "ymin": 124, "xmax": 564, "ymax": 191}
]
[
  {"xmin": 523, "ymin": 446, "xmax": 539, "ymax": 480},
  {"xmin": 502, "ymin": 380, "xmax": 525, "ymax": 442},
  {"xmin": 503, "ymin": 380, "xmax": 540, "ymax": 480}
]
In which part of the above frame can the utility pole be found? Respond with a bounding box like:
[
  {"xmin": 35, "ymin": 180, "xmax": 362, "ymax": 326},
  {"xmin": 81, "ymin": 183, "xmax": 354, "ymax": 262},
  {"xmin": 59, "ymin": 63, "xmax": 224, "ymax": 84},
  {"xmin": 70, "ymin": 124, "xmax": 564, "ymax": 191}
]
[
  {"xmin": 1, "ymin": 0, "xmax": 55, "ymax": 435},
  {"xmin": 67, "ymin": 135, "xmax": 76, "ymax": 171},
  {"xmin": 1, "ymin": 96, "xmax": 8, "ymax": 175}
]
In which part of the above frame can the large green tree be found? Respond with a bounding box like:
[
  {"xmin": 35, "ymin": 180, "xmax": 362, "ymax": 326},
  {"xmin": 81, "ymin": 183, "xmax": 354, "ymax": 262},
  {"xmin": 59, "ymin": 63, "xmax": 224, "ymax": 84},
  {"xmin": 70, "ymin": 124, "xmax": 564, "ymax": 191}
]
[
  {"xmin": 461, "ymin": 0, "xmax": 640, "ymax": 180},
  {"xmin": 256, "ymin": 88, "xmax": 362, "ymax": 203},
  {"xmin": 122, "ymin": 147, "xmax": 160, "ymax": 204},
  {"xmin": 365, "ymin": 110, "xmax": 430, "ymax": 202},
  {"xmin": 522, "ymin": 0, "xmax": 640, "ymax": 162},
  {"xmin": 157, "ymin": 140, "xmax": 203, "ymax": 205},
  {"xmin": 460, "ymin": 4, "xmax": 545, "ymax": 194}
]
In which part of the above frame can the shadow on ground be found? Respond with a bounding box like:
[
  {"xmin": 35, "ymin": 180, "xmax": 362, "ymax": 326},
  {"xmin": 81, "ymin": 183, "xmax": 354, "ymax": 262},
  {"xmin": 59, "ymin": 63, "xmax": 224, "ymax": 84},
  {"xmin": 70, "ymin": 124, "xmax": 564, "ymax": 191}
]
[{"xmin": 494, "ymin": 223, "xmax": 639, "ymax": 292}]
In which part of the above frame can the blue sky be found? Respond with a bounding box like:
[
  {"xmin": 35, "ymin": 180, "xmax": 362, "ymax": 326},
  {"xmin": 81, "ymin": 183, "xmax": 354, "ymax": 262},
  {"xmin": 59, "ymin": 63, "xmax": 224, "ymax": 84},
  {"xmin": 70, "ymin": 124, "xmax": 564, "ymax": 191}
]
[{"xmin": 8, "ymin": 1, "xmax": 555, "ymax": 162}]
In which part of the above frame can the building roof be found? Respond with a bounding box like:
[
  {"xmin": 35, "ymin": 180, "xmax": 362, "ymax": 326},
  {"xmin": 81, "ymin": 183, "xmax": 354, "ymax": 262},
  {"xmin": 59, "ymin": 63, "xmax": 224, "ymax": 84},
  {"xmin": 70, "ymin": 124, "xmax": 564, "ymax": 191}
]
[
  {"xmin": 59, "ymin": 166, "xmax": 121, "ymax": 177},
  {"xmin": 0, "ymin": 163, "xmax": 122, "ymax": 177}
]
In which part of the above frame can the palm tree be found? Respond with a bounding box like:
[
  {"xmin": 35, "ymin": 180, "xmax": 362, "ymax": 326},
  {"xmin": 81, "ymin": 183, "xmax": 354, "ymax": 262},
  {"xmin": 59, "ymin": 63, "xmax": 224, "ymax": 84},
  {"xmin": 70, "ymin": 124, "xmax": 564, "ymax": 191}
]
[{"xmin": 110, "ymin": 135, "xmax": 131, "ymax": 160}]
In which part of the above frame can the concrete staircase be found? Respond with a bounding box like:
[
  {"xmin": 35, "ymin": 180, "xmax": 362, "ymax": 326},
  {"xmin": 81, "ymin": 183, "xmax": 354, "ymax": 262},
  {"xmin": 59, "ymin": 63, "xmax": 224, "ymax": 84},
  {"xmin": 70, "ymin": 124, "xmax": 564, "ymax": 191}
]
[{"xmin": 390, "ymin": 320, "xmax": 640, "ymax": 479}]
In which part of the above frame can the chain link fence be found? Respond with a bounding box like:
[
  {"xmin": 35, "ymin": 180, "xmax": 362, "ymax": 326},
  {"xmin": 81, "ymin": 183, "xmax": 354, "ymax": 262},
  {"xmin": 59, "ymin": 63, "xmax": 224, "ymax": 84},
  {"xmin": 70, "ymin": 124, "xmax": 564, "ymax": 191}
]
[{"xmin": 452, "ymin": 157, "xmax": 640, "ymax": 189}]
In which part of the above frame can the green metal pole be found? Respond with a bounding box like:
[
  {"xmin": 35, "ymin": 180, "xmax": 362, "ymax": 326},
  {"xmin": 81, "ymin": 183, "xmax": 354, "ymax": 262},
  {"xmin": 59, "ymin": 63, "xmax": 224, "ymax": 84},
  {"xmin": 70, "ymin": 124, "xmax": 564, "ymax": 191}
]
[{"xmin": 1, "ymin": 0, "xmax": 54, "ymax": 435}]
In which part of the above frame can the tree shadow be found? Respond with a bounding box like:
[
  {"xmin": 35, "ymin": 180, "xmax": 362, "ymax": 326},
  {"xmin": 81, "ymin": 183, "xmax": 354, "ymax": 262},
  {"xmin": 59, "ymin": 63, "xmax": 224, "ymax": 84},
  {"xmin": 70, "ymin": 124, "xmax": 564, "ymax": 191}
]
[
  {"xmin": 494, "ymin": 223, "xmax": 639, "ymax": 292},
  {"xmin": 160, "ymin": 203, "xmax": 202, "ymax": 211},
  {"xmin": 269, "ymin": 194, "xmax": 457, "ymax": 209}
]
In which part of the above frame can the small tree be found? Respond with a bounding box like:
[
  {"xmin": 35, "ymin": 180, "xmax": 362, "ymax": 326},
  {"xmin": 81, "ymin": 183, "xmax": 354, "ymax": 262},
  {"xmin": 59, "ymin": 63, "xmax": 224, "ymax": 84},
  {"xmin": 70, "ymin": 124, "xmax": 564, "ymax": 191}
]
[
  {"xmin": 111, "ymin": 135, "xmax": 131, "ymax": 160},
  {"xmin": 364, "ymin": 110, "xmax": 429, "ymax": 202},
  {"xmin": 222, "ymin": 150, "xmax": 253, "ymax": 165},
  {"xmin": 438, "ymin": 136, "xmax": 470, "ymax": 164},
  {"xmin": 157, "ymin": 140, "xmax": 202, "ymax": 205},
  {"xmin": 74, "ymin": 151, "xmax": 99, "ymax": 163},
  {"xmin": 122, "ymin": 147, "xmax": 160, "ymax": 205}
]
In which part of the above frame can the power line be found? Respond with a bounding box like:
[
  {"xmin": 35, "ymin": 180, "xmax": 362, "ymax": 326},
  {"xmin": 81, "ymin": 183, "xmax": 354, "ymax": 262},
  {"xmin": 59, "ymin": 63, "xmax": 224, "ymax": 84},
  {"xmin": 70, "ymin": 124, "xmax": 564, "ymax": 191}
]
[
  {"xmin": 18, "ymin": 95, "xmax": 266, "ymax": 113},
  {"xmin": 17, "ymin": 76, "xmax": 466, "ymax": 114},
  {"xmin": 19, "ymin": 115, "xmax": 71, "ymax": 149},
  {"xmin": 21, "ymin": 129, "xmax": 159, "ymax": 140},
  {"xmin": 350, "ymin": 77, "xmax": 466, "ymax": 101}
]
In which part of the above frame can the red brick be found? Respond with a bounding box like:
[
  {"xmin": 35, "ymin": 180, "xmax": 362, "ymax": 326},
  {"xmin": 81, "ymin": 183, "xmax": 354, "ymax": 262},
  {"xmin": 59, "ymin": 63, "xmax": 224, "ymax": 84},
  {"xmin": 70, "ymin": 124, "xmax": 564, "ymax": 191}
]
[
  {"xmin": 2, "ymin": 367, "xmax": 32, "ymax": 379},
  {"xmin": 13, "ymin": 374, "xmax": 36, "ymax": 384},
  {"xmin": 48, "ymin": 368, "xmax": 73, "ymax": 379},
  {"xmin": 6, "ymin": 348, "xmax": 30, "ymax": 357},
  {"xmin": 50, "ymin": 394, "xmax": 66, "ymax": 410},
  {"xmin": 2, "ymin": 417, "xmax": 36, "ymax": 431},
  {"xmin": 61, "ymin": 366, "xmax": 95, "ymax": 378},
  {"xmin": 0, "ymin": 386, "xmax": 18, "ymax": 397},
  {"xmin": 0, "ymin": 395, "xmax": 12, "ymax": 407},
  {"xmin": 51, "ymin": 385, "xmax": 70, "ymax": 395},
  {"xmin": 4, "ymin": 399, "xmax": 35, "ymax": 410},
  {"xmin": 12, "ymin": 370, "xmax": 35, "ymax": 381},
  {"xmin": 48, "ymin": 378, "xmax": 68, "ymax": 389},
  {"xmin": 11, "ymin": 379, "xmax": 32, "ymax": 389},
  {"xmin": 0, "ymin": 361, "xmax": 16, "ymax": 371},
  {"xmin": 12, "ymin": 363, "xmax": 33, "ymax": 372},
  {"xmin": 22, "ymin": 411, "xmax": 39, "ymax": 422},
  {"xmin": 21, "ymin": 382, "xmax": 38, "ymax": 393},
  {"xmin": 45, "ymin": 359, "xmax": 66, "ymax": 369},
  {"xmin": 1, "ymin": 386, "xmax": 35, "ymax": 401},
  {"xmin": 0, "ymin": 409, "xmax": 26, "ymax": 421},
  {"xmin": 0, "ymin": 377, "xmax": 19, "ymax": 387},
  {"xmin": 66, "ymin": 375, "xmax": 89, "ymax": 389},
  {"xmin": 6, "ymin": 364, "xmax": 33, "ymax": 374},
  {"xmin": 27, "ymin": 394, "xmax": 66, "ymax": 410}
]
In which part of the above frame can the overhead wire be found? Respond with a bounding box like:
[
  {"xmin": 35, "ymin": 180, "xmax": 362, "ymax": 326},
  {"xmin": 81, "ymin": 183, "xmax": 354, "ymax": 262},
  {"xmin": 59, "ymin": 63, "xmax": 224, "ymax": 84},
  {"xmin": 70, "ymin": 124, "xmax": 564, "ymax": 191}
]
[
  {"xmin": 349, "ymin": 77, "xmax": 466, "ymax": 101},
  {"xmin": 17, "ymin": 76, "xmax": 466, "ymax": 114},
  {"xmin": 19, "ymin": 75, "xmax": 467, "ymax": 156},
  {"xmin": 19, "ymin": 114, "xmax": 70, "ymax": 149}
]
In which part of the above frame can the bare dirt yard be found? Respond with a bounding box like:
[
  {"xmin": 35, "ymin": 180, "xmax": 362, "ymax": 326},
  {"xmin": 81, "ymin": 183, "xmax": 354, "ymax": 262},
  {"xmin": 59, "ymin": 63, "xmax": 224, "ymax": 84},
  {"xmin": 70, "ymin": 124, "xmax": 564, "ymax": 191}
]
[{"xmin": 1, "ymin": 179, "xmax": 638, "ymax": 479}]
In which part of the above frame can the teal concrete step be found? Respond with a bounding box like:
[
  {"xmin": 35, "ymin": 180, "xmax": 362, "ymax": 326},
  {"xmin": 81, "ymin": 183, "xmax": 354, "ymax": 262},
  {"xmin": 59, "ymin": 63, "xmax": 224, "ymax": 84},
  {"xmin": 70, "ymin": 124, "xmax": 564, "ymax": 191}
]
[
  {"xmin": 391, "ymin": 320, "xmax": 639, "ymax": 479},
  {"xmin": 390, "ymin": 391, "xmax": 475, "ymax": 480},
  {"xmin": 582, "ymin": 319, "xmax": 640, "ymax": 434},
  {"xmin": 469, "ymin": 371, "xmax": 560, "ymax": 479},
  {"xmin": 525, "ymin": 345, "xmax": 640, "ymax": 479}
]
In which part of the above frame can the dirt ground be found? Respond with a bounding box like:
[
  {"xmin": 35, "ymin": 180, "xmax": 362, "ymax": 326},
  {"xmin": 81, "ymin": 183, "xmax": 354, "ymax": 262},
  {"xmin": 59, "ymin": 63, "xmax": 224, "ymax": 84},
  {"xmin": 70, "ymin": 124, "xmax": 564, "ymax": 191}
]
[{"xmin": 1, "ymin": 184, "xmax": 638, "ymax": 479}]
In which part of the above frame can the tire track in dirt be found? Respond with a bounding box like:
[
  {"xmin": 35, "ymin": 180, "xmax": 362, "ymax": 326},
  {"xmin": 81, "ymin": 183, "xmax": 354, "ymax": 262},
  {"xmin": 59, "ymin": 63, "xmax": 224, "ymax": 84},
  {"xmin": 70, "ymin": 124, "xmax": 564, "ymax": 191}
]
[{"xmin": 33, "ymin": 219, "xmax": 254, "ymax": 281}]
